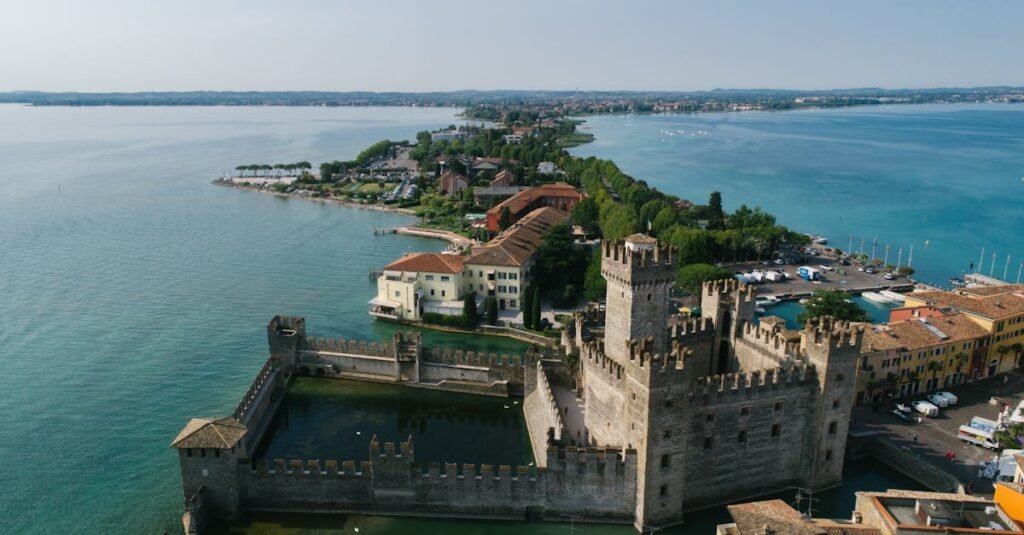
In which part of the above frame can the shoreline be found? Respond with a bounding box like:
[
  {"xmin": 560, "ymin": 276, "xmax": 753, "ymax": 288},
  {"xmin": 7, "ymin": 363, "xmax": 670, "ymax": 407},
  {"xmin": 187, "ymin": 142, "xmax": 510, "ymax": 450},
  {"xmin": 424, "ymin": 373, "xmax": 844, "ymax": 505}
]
[
  {"xmin": 213, "ymin": 179, "xmax": 474, "ymax": 247},
  {"xmin": 213, "ymin": 178, "xmax": 418, "ymax": 216}
]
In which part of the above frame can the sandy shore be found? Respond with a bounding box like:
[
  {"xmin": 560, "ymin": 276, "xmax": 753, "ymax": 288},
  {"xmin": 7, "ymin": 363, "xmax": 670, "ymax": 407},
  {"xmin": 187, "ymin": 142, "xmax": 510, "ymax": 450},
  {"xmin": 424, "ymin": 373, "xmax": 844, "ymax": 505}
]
[{"xmin": 213, "ymin": 179, "xmax": 417, "ymax": 216}]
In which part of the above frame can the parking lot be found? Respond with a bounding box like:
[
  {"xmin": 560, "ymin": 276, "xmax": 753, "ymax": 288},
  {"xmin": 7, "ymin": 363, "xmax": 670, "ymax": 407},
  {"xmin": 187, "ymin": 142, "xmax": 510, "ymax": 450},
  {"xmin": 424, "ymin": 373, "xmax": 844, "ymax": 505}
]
[
  {"xmin": 852, "ymin": 370, "xmax": 1024, "ymax": 496},
  {"xmin": 727, "ymin": 255, "xmax": 914, "ymax": 300}
]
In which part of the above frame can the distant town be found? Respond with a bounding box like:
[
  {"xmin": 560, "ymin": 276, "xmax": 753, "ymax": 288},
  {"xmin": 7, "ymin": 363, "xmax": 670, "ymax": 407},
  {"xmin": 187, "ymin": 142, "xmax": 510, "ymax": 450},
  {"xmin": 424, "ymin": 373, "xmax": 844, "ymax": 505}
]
[
  {"xmin": 178, "ymin": 105, "xmax": 1024, "ymax": 535},
  {"xmin": 4, "ymin": 86, "xmax": 1024, "ymax": 115}
]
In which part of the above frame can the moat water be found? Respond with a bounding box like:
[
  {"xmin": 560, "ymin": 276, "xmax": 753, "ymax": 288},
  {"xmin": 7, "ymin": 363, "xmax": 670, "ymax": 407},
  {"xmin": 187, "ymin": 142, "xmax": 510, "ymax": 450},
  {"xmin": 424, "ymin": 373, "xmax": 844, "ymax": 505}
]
[
  {"xmin": 2, "ymin": 103, "xmax": 1011, "ymax": 533},
  {"xmin": 571, "ymin": 104, "xmax": 1024, "ymax": 288}
]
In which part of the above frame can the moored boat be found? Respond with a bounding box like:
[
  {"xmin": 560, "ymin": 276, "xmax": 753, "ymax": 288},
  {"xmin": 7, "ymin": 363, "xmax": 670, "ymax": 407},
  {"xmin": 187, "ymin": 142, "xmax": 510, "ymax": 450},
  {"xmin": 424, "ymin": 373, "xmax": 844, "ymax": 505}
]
[
  {"xmin": 862, "ymin": 291, "xmax": 893, "ymax": 304},
  {"xmin": 879, "ymin": 290, "xmax": 905, "ymax": 303}
]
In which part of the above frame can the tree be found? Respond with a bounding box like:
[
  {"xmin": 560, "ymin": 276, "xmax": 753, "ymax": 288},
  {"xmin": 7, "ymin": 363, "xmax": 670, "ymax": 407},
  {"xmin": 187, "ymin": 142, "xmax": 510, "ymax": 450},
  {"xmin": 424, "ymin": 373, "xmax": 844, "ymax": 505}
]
[
  {"xmin": 927, "ymin": 360, "xmax": 944, "ymax": 390},
  {"xmin": 463, "ymin": 292, "xmax": 479, "ymax": 324},
  {"xmin": 675, "ymin": 263, "xmax": 733, "ymax": 293},
  {"xmin": 1012, "ymin": 343, "xmax": 1024, "ymax": 367},
  {"xmin": 599, "ymin": 203, "xmax": 640, "ymax": 241},
  {"xmin": 583, "ymin": 250, "xmax": 607, "ymax": 301},
  {"xmin": 572, "ymin": 197, "xmax": 600, "ymax": 234},
  {"xmin": 522, "ymin": 286, "xmax": 534, "ymax": 329},
  {"xmin": 707, "ymin": 191, "xmax": 725, "ymax": 230},
  {"xmin": 531, "ymin": 287, "xmax": 542, "ymax": 331},
  {"xmin": 499, "ymin": 206, "xmax": 512, "ymax": 231},
  {"xmin": 532, "ymin": 224, "xmax": 588, "ymax": 307},
  {"xmin": 484, "ymin": 296, "xmax": 498, "ymax": 326},
  {"xmin": 897, "ymin": 266, "xmax": 915, "ymax": 277},
  {"xmin": 796, "ymin": 290, "xmax": 869, "ymax": 324}
]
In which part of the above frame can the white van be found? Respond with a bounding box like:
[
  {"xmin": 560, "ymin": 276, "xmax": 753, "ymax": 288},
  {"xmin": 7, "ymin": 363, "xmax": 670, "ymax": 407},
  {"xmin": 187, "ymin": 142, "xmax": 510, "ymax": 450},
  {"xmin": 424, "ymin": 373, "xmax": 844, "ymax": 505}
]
[
  {"xmin": 927, "ymin": 393, "xmax": 949, "ymax": 408},
  {"xmin": 912, "ymin": 400, "xmax": 939, "ymax": 417},
  {"xmin": 959, "ymin": 417, "xmax": 999, "ymax": 450}
]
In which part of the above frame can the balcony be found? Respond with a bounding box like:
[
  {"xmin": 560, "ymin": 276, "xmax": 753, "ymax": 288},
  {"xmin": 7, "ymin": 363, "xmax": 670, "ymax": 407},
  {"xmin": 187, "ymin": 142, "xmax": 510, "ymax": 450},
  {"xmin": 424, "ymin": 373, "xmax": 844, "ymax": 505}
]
[{"xmin": 369, "ymin": 306, "xmax": 400, "ymax": 320}]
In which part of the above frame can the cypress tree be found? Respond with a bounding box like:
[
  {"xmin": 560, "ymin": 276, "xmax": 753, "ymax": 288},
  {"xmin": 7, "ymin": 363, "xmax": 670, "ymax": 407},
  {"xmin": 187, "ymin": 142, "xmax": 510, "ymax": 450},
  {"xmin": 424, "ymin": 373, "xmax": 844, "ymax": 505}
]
[
  {"xmin": 536, "ymin": 286, "xmax": 544, "ymax": 327},
  {"xmin": 484, "ymin": 296, "xmax": 498, "ymax": 326},
  {"xmin": 522, "ymin": 287, "xmax": 534, "ymax": 329}
]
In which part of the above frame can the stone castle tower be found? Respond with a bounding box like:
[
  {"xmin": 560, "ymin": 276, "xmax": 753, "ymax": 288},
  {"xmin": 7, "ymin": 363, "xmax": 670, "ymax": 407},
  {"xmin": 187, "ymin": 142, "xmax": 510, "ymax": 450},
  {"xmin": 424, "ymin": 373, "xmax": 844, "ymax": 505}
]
[
  {"xmin": 581, "ymin": 235, "xmax": 864, "ymax": 531},
  {"xmin": 600, "ymin": 234, "xmax": 676, "ymax": 363}
]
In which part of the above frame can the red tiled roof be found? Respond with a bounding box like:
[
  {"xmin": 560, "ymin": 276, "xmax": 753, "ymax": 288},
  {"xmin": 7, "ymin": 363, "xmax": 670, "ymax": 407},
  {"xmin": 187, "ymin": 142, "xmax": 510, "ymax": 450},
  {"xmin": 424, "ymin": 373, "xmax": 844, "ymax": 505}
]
[
  {"xmin": 468, "ymin": 207, "xmax": 569, "ymax": 267},
  {"xmin": 867, "ymin": 313, "xmax": 989, "ymax": 352},
  {"xmin": 908, "ymin": 285, "xmax": 1024, "ymax": 320},
  {"xmin": 384, "ymin": 252, "xmax": 465, "ymax": 274}
]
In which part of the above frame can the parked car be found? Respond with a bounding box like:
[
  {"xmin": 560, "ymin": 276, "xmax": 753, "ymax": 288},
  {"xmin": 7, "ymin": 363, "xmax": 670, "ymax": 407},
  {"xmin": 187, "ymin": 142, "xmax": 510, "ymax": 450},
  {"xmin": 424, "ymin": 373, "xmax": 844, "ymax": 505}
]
[
  {"xmin": 912, "ymin": 400, "xmax": 939, "ymax": 417},
  {"xmin": 936, "ymin": 391, "xmax": 958, "ymax": 405},
  {"xmin": 884, "ymin": 273, "xmax": 895, "ymax": 280},
  {"xmin": 927, "ymin": 393, "xmax": 949, "ymax": 408},
  {"xmin": 865, "ymin": 266, "xmax": 877, "ymax": 274}
]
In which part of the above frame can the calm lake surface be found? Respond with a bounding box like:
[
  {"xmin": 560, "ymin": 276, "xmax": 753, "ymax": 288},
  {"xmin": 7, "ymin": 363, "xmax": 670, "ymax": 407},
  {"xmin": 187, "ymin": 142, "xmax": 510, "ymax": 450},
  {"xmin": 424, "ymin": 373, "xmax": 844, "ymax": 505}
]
[
  {"xmin": 571, "ymin": 104, "xmax": 1024, "ymax": 287},
  {"xmin": 3, "ymin": 103, "xmax": 997, "ymax": 533}
]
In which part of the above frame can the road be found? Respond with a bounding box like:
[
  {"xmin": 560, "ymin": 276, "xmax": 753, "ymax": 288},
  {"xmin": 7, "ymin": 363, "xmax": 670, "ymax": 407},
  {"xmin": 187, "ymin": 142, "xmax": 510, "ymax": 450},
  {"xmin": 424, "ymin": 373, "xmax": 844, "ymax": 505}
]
[{"xmin": 851, "ymin": 370, "xmax": 1024, "ymax": 496}]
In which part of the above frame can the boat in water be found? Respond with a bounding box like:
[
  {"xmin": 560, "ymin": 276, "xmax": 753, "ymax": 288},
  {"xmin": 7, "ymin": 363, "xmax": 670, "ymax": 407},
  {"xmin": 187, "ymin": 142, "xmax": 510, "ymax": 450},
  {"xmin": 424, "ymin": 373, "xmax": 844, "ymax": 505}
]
[
  {"xmin": 799, "ymin": 298, "xmax": 810, "ymax": 305},
  {"xmin": 862, "ymin": 291, "xmax": 895, "ymax": 305},
  {"xmin": 879, "ymin": 290, "xmax": 905, "ymax": 304},
  {"xmin": 755, "ymin": 296, "xmax": 781, "ymax": 307}
]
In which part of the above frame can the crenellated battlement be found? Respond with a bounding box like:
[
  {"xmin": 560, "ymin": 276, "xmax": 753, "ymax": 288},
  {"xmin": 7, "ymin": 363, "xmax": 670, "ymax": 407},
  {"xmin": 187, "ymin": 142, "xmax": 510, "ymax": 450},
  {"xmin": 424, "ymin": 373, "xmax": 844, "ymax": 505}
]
[
  {"xmin": 582, "ymin": 338, "xmax": 625, "ymax": 384},
  {"xmin": 250, "ymin": 458, "xmax": 372, "ymax": 477},
  {"xmin": 269, "ymin": 315, "xmax": 306, "ymax": 335},
  {"xmin": 424, "ymin": 348, "xmax": 532, "ymax": 368},
  {"xmin": 670, "ymin": 316, "xmax": 715, "ymax": 343},
  {"xmin": 305, "ymin": 336, "xmax": 392, "ymax": 357},
  {"xmin": 803, "ymin": 316, "xmax": 866, "ymax": 350},
  {"xmin": 545, "ymin": 444, "xmax": 637, "ymax": 474},
  {"xmin": 741, "ymin": 320, "xmax": 804, "ymax": 357},
  {"xmin": 232, "ymin": 355, "xmax": 283, "ymax": 423},
  {"xmin": 702, "ymin": 279, "xmax": 756, "ymax": 302},
  {"xmin": 690, "ymin": 363, "xmax": 816, "ymax": 399},
  {"xmin": 369, "ymin": 435, "xmax": 414, "ymax": 460},
  {"xmin": 600, "ymin": 238, "xmax": 676, "ymax": 288}
]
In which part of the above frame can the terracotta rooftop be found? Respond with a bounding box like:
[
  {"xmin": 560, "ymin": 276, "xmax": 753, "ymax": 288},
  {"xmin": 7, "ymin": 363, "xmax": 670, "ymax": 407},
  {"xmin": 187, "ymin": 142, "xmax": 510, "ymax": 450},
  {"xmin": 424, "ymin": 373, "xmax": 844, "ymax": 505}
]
[
  {"xmin": 624, "ymin": 233, "xmax": 658, "ymax": 244},
  {"xmin": 384, "ymin": 252, "xmax": 466, "ymax": 274},
  {"xmin": 467, "ymin": 207, "xmax": 569, "ymax": 267},
  {"xmin": 488, "ymin": 183, "xmax": 582, "ymax": 219},
  {"xmin": 867, "ymin": 313, "xmax": 989, "ymax": 352},
  {"xmin": 171, "ymin": 417, "xmax": 247, "ymax": 449},
  {"xmin": 726, "ymin": 500, "xmax": 880, "ymax": 535},
  {"xmin": 907, "ymin": 285, "xmax": 1024, "ymax": 320}
]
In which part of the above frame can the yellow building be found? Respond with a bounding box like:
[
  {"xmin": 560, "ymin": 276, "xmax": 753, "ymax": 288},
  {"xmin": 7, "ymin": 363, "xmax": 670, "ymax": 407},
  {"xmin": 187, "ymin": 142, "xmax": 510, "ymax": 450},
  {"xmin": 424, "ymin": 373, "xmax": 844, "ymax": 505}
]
[
  {"xmin": 903, "ymin": 284, "xmax": 1024, "ymax": 376},
  {"xmin": 369, "ymin": 252, "xmax": 466, "ymax": 321},
  {"xmin": 463, "ymin": 206, "xmax": 568, "ymax": 313},
  {"xmin": 994, "ymin": 455, "xmax": 1024, "ymax": 525},
  {"xmin": 858, "ymin": 312, "xmax": 989, "ymax": 403}
]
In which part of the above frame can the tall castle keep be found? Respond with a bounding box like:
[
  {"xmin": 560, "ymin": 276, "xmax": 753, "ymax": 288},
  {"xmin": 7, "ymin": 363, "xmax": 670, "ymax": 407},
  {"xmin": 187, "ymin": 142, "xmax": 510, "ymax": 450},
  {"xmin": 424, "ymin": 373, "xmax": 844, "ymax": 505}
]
[{"xmin": 578, "ymin": 235, "xmax": 864, "ymax": 530}]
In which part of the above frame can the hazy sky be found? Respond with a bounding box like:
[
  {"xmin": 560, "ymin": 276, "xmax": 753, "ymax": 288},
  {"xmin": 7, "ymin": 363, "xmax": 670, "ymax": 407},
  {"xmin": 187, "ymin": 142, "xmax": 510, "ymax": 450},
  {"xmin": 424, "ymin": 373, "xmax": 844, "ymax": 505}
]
[{"xmin": 3, "ymin": 0, "xmax": 1022, "ymax": 92}]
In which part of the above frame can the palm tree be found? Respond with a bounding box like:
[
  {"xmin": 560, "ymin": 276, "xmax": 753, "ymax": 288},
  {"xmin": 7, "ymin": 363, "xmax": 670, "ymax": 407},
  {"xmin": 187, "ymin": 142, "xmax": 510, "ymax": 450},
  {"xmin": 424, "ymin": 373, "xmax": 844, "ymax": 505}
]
[
  {"xmin": 954, "ymin": 351, "xmax": 970, "ymax": 384},
  {"xmin": 1012, "ymin": 342, "xmax": 1024, "ymax": 368},
  {"xmin": 927, "ymin": 360, "xmax": 944, "ymax": 391}
]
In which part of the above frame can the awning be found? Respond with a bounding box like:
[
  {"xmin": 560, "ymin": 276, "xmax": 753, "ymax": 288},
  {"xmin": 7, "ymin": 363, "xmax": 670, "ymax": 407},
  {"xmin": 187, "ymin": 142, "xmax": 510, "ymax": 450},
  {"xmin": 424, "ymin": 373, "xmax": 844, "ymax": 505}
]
[{"xmin": 368, "ymin": 297, "xmax": 401, "ymax": 308}]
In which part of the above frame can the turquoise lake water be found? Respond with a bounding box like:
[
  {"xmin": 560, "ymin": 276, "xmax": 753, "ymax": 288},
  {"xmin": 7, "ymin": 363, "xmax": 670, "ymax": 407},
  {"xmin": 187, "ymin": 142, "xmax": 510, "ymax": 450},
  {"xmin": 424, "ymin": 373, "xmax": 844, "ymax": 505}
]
[
  {"xmin": 3, "ymin": 103, "xmax": 1006, "ymax": 533},
  {"xmin": 570, "ymin": 104, "xmax": 1024, "ymax": 287}
]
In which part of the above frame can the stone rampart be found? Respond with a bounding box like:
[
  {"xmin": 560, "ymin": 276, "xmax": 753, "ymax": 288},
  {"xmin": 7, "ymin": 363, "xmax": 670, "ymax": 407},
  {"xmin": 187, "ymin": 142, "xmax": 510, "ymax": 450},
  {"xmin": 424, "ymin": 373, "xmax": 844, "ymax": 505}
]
[
  {"xmin": 305, "ymin": 336, "xmax": 391, "ymax": 357},
  {"xmin": 688, "ymin": 364, "xmax": 816, "ymax": 402},
  {"xmin": 239, "ymin": 439, "xmax": 636, "ymax": 522}
]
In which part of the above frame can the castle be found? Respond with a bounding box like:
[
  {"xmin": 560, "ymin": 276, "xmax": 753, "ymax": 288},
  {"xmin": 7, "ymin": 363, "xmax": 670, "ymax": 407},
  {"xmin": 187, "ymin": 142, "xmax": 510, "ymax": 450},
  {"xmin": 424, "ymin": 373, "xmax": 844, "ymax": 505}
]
[
  {"xmin": 172, "ymin": 234, "xmax": 864, "ymax": 533},
  {"xmin": 572, "ymin": 235, "xmax": 864, "ymax": 530}
]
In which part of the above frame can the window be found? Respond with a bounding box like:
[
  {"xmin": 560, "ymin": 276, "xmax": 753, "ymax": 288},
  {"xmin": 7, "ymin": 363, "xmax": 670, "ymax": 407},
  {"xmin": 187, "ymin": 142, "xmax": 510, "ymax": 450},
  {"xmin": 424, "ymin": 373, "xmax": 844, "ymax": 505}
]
[
  {"xmin": 394, "ymin": 291, "xmax": 400, "ymax": 297},
  {"xmin": 660, "ymin": 485, "xmax": 668, "ymax": 497},
  {"xmin": 832, "ymin": 399, "xmax": 840, "ymax": 409},
  {"xmin": 479, "ymin": 284, "xmax": 483, "ymax": 291},
  {"xmin": 498, "ymin": 272, "xmax": 506, "ymax": 280},
  {"xmin": 430, "ymin": 289, "xmax": 435, "ymax": 296},
  {"xmin": 738, "ymin": 431, "xmax": 747, "ymax": 443},
  {"xmin": 835, "ymin": 374, "xmax": 844, "ymax": 382},
  {"xmin": 509, "ymin": 300, "xmax": 516, "ymax": 308},
  {"xmin": 647, "ymin": 293, "xmax": 652, "ymax": 301},
  {"xmin": 771, "ymin": 424, "xmax": 781, "ymax": 437},
  {"xmin": 825, "ymin": 449, "xmax": 833, "ymax": 461},
  {"xmin": 509, "ymin": 273, "xmax": 517, "ymax": 280},
  {"xmin": 660, "ymin": 454, "xmax": 670, "ymax": 468},
  {"xmin": 739, "ymin": 406, "xmax": 750, "ymax": 416},
  {"xmin": 510, "ymin": 286, "xmax": 517, "ymax": 294},
  {"xmin": 828, "ymin": 422, "xmax": 837, "ymax": 435},
  {"xmin": 703, "ymin": 437, "xmax": 713, "ymax": 449},
  {"xmin": 478, "ymin": 271, "xmax": 482, "ymax": 277},
  {"xmin": 425, "ymin": 275, "xmax": 434, "ymax": 281},
  {"xmin": 665, "ymin": 399, "xmax": 673, "ymax": 408},
  {"xmin": 663, "ymin": 429, "xmax": 672, "ymax": 439},
  {"xmin": 441, "ymin": 290, "xmax": 446, "ymax": 297},
  {"xmin": 441, "ymin": 276, "xmax": 450, "ymax": 282},
  {"xmin": 774, "ymin": 402, "xmax": 783, "ymax": 411},
  {"xmin": 705, "ymin": 413, "xmax": 715, "ymax": 423}
]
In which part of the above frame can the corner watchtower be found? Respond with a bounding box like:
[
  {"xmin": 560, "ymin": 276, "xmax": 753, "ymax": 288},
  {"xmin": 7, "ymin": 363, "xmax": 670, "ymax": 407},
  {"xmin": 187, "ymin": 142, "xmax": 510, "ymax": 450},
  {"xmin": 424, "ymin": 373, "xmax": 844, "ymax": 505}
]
[{"xmin": 600, "ymin": 234, "xmax": 676, "ymax": 365}]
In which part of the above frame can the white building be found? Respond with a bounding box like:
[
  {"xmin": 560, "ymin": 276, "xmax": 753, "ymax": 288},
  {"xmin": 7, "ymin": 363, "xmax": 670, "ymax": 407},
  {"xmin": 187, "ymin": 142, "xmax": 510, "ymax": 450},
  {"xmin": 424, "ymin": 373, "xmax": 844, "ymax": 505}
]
[
  {"xmin": 537, "ymin": 161, "xmax": 557, "ymax": 175},
  {"xmin": 370, "ymin": 253, "xmax": 467, "ymax": 321}
]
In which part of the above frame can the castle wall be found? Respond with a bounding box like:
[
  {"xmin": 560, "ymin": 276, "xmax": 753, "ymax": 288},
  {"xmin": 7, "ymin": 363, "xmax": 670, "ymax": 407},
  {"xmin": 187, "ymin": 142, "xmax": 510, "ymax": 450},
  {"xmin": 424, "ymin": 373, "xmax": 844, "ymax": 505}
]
[
  {"xmin": 238, "ymin": 443, "xmax": 636, "ymax": 523},
  {"xmin": 298, "ymin": 350, "xmax": 398, "ymax": 380},
  {"xmin": 679, "ymin": 370, "xmax": 818, "ymax": 509},
  {"xmin": 523, "ymin": 361, "xmax": 569, "ymax": 467},
  {"xmin": 581, "ymin": 342, "xmax": 628, "ymax": 447}
]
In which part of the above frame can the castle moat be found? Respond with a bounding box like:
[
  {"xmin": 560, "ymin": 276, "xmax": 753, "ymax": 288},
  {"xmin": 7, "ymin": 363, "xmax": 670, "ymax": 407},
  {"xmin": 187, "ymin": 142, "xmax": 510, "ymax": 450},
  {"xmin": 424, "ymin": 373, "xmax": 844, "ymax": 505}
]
[{"xmin": 255, "ymin": 378, "xmax": 534, "ymax": 467}]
